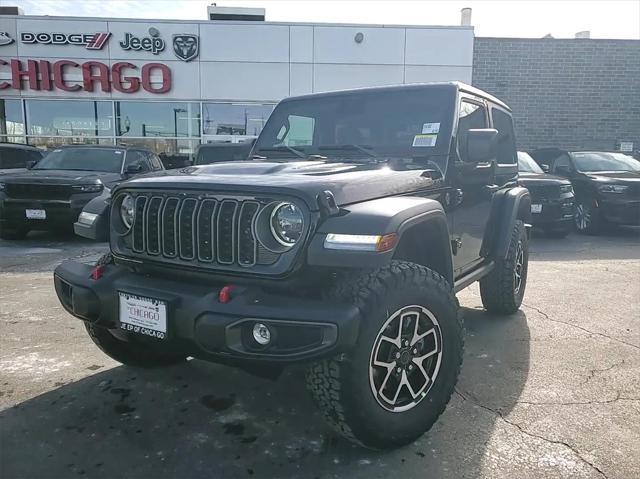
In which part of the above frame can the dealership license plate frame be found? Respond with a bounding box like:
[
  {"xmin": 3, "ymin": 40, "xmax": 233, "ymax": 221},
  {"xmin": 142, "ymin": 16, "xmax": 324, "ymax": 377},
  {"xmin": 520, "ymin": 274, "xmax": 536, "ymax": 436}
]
[
  {"xmin": 25, "ymin": 209, "xmax": 46, "ymax": 220},
  {"xmin": 118, "ymin": 292, "xmax": 168, "ymax": 340},
  {"xmin": 531, "ymin": 204, "xmax": 543, "ymax": 214}
]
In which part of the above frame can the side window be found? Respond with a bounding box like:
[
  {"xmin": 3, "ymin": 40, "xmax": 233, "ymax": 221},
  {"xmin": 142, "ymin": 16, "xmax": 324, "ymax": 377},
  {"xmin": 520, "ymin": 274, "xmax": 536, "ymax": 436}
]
[
  {"xmin": 457, "ymin": 100, "xmax": 488, "ymax": 162},
  {"xmin": 277, "ymin": 115, "xmax": 315, "ymax": 147},
  {"xmin": 125, "ymin": 151, "xmax": 151, "ymax": 172},
  {"xmin": 492, "ymin": 109, "xmax": 517, "ymax": 164}
]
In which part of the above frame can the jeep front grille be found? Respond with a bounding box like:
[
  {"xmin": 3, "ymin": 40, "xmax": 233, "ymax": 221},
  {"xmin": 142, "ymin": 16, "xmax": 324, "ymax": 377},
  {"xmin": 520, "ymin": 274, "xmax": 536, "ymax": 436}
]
[{"xmin": 126, "ymin": 193, "xmax": 276, "ymax": 269}]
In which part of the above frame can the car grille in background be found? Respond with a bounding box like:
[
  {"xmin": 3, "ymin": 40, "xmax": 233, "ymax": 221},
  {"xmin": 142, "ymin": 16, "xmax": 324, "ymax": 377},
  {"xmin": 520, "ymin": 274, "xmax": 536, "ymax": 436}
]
[
  {"xmin": 525, "ymin": 184, "xmax": 561, "ymax": 200},
  {"xmin": 130, "ymin": 193, "xmax": 279, "ymax": 268},
  {"xmin": 4, "ymin": 183, "xmax": 72, "ymax": 200}
]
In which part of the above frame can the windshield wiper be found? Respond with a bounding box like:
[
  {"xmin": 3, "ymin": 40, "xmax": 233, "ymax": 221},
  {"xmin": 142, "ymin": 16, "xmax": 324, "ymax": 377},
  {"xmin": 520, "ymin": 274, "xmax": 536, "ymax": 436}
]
[
  {"xmin": 318, "ymin": 144, "xmax": 379, "ymax": 158},
  {"xmin": 257, "ymin": 145, "xmax": 307, "ymax": 159}
]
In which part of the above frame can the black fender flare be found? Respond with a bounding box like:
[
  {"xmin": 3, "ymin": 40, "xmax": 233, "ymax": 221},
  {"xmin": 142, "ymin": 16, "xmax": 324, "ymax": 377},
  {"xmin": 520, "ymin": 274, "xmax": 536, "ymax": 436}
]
[
  {"xmin": 306, "ymin": 196, "xmax": 453, "ymax": 285},
  {"xmin": 481, "ymin": 186, "xmax": 531, "ymax": 260},
  {"xmin": 73, "ymin": 192, "xmax": 111, "ymax": 241}
]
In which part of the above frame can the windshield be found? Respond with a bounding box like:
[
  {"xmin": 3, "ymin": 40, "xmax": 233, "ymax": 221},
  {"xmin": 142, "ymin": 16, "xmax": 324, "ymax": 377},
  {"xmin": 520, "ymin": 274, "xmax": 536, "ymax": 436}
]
[
  {"xmin": 254, "ymin": 87, "xmax": 455, "ymax": 167},
  {"xmin": 33, "ymin": 148, "xmax": 125, "ymax": 173},
  {"xmin": 570, "ymin": 152, "xmax": 640, "ymax": 172},
  {"xmin": 517, "ymin": 151, "xmax": 544, "ymax": 173}
]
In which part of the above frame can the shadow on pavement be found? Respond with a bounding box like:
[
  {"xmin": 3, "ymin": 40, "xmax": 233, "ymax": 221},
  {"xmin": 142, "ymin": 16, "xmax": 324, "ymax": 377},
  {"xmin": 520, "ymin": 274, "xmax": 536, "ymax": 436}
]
[{"xmin": 0, "ymin": 307, "xmax": 530, "ymax": 479}]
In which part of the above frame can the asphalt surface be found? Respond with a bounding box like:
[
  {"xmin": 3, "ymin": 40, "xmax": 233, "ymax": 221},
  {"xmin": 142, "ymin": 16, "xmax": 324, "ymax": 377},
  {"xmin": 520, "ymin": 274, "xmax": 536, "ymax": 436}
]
[{"xmin": 1, "ymin": 228, "xmax": 639, "ymax": 479}]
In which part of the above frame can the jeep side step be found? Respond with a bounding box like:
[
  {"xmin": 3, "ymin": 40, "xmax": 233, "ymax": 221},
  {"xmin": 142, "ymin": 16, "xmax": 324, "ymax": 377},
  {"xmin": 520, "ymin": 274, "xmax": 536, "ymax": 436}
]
[{"xmin": 453, "ymin": 261, "xmax": 495, "ymax": 293}]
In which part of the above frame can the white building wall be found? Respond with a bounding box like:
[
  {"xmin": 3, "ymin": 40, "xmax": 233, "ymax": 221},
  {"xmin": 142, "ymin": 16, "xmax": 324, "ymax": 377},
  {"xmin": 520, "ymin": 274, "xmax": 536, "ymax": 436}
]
[{"xmin": 0, "ymin": 15, "xmax": 473, "ymax": 102}]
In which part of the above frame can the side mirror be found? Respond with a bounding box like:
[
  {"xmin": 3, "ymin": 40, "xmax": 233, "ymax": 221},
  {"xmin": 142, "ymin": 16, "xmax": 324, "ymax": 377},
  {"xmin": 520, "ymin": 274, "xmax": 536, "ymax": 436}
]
[
  {"xmin": 125, "ymin": 163, "xmax": 143, "ymax": 175},
  {"xmin": 541, "ymin": 164, "xmax": 550, "ymax": 173},
  {"xmin": 465, "ymin": 129, "xmax": 499, "ymax": 163}
]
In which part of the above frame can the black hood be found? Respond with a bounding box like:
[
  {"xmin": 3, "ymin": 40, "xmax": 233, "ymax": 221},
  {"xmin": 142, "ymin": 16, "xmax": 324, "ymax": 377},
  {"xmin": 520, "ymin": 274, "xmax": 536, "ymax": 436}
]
[
  {"xmin": 119, "ymin": 159, "xmax": 441, "ymax": 210},
  {"xmin": 584, "ymin": 171, "xmax": 640, "ymax": 183},
  {"xmin": 1, "ymin": 169, "xmax": 123, "ymax": 187},
  {"xmin": 518, "ymin": 171, "xmax": 571, "ymax": 186}
]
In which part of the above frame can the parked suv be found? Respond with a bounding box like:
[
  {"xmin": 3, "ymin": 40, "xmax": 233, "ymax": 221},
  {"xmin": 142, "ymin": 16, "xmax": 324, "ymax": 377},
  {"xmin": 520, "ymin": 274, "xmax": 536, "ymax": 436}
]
[
  {"xmin": 0, "ymin": 143, "xmax": 44, "ymax": 175},
  {"xmin": 517, "ymin": 151, "xmax": 574, "ymax": 237},
  {"xmin": 531, "ymin": 148, "xmax": 640, "ymax": 233},
  {"xmin": 54, "ymin": 83, "xmax": 531, "ymax": 449},
  {"xmin": 0, "ymin": 145, "xmax": 163, "ymax": 240}
]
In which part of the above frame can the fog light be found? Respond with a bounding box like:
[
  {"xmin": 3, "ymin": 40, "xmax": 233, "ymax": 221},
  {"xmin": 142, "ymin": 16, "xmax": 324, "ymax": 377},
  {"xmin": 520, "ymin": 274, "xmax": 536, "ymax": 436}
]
[{"xmin": 252, "ymin": 323, "xmax": 271, "ymax": 345}]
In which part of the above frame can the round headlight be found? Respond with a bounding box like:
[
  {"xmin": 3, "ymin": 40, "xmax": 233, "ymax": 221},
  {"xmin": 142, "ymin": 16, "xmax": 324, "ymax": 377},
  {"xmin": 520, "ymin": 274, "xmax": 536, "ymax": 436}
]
[
  {"xmin": 120, "ymin": 194, "xmax": 135, "ymax": 229},
  {"xmin": 270, "ymin": 202, "xmax": 304, "ymax": 246}
]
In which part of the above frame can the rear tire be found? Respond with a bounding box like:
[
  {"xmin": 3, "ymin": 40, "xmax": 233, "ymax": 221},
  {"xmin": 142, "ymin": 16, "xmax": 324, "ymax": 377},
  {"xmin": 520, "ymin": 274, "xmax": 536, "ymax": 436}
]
[
  {"xmin": 85, "ymin": 323, "xmax": 186, "ymax": 368},
  {"xmin": 306, "ymin": 261, "xmax": 463, "ymax": 449},
  {"xmin": 480, "ymin": 219, "xmax": 528, "ymax": 315}
]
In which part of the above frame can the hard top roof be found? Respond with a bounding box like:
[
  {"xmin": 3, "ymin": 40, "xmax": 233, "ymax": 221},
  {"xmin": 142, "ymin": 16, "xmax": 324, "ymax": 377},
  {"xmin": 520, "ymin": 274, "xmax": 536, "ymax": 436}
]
[
  {"xmin": 0, "ymin": 142, "xmax": 41, "ymax": 150},
  {"xmin": 280, "ymin": 82, "xmax": 511, "ymax": 112}
]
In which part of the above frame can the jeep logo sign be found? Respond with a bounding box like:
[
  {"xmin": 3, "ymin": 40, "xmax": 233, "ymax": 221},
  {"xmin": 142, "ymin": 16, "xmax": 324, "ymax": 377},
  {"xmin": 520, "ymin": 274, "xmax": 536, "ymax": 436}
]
[
  {"xmin": 172, "ymin": 34, "xmax": 199, "ymax": 62},
  {"xmin": 120, "ymin": 28, "xmax": 165, "ymax": 55}
]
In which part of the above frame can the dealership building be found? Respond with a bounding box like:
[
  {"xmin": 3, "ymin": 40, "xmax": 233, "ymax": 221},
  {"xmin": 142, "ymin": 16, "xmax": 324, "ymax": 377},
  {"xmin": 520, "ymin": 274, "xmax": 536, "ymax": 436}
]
[
  {"xmin": 0, "ymin": 6, "xmax": 638, "ymax": 157},
  {"xmin": 0, "ymin": 7, "xmax": 473, "ymax": 157}
]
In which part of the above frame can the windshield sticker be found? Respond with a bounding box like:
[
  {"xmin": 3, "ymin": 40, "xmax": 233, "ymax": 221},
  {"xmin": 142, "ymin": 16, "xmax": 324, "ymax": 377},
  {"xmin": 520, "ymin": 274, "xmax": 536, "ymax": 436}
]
[
  {"xmin": 115, "ymin": 151, "xmax": 123, "ymax": 154},
  {"xmin": 413, "ymin": 134, "xmax": 437, "ymax": 147},
  {"xmin": 422, "ymin": 123, "xmax": 440, "ymax": 134}
]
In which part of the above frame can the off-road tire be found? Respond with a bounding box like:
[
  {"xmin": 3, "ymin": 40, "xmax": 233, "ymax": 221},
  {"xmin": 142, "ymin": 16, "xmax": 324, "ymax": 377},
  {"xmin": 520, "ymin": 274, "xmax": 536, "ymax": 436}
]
[
  {"xmin": 306, "ymin": 261, "xmax": 463, "ymax": 449},
  {"xmin": 0, "ymin": 227, "xmax": 28, "ymax": 240},
  {"xmin": 480, "ymin": 219, "xmax": 528, "ymax": 314},
  {"xmin": 85, "ymin": 323, "xmax": 186, "ymax": 368}
]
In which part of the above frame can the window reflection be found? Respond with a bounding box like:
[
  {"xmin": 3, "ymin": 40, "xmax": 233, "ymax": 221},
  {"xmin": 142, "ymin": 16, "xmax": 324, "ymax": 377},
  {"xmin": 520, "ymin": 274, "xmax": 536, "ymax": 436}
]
[
  {"xmin": 116, "ymin": 137, "xmax": 200, "ymax": 165},
  {"xmin": 115, "ymin": 102, "xmax": 200, "ymax": 138},
  {"xmin": 27, "ymin": 137, "xmax": 114, "ymax": 151},
  {"xmin": 203, "ymin": 103, "xmax": 273, "ymax": 137},
  {"xmin": 26, "ymin": 100, "xmax": 113, "ymax": 137},
  {"xmin": 0, "ymin": 99, "xmax": 25, "ymax": 140}
]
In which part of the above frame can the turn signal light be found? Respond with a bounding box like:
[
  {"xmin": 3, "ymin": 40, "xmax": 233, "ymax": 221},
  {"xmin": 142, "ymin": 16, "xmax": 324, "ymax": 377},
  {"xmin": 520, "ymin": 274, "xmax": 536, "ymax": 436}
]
[{"xmin": 376, "ymin": 233, "xmax": 398, "ymax": 252}]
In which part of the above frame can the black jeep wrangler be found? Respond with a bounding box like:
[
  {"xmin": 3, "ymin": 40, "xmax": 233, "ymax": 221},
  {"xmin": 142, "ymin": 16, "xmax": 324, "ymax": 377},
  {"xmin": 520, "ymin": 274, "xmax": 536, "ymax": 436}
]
[{"xmin": 53, "ymin": 83, "xmax": 530, "ymax": 449}]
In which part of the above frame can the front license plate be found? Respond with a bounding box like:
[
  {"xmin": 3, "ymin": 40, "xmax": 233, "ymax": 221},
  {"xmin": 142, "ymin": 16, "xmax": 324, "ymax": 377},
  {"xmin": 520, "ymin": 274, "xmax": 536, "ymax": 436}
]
[
  {"xmin": 531, "ymin": 204, "xmax": 542, "ymax": 214},
  {"xmin": 119, "ymin": 292, "xmax": 167, "ymax": 340},
  {"xmin": 25, "ymin": 209, "xmax": 46, "ymax": 220}
]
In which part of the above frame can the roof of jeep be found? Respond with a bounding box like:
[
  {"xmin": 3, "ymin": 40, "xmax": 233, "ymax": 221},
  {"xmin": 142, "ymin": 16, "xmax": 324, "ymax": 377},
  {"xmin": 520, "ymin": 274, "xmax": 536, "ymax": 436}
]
[
  {"xmin": 0, "ymin": 142, "xmax": 41, "ymax": 151},
  {"xmin": 279, "ymin": 82, "xmax": 511, "ymax": 112}
]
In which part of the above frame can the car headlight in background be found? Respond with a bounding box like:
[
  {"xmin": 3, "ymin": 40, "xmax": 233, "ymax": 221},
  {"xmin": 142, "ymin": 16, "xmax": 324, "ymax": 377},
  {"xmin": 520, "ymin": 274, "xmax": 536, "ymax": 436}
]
[
  {"xmin": 559, "ymin": 184, "xmax": 574, "ymax": 194},
  {"xmin": 598, "ymin": 184, "xmax": 628, "ymax": 194},
  {"xmin": 120, "ymin": 194, "xmax": 135, "ymax": 229},
  {"xmin": 72, "ymin": 184, "xmax": 103, "ymax": 193},
  {"xmin": 270, "ymin": 202, "xmax": 304, "ymax": 246}
]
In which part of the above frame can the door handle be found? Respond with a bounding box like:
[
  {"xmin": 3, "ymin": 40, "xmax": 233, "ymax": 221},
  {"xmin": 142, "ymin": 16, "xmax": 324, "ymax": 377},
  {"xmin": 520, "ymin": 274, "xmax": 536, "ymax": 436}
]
[{"xmin": 485, "ymin": 184, "xmax": 500, "ymax": 193}]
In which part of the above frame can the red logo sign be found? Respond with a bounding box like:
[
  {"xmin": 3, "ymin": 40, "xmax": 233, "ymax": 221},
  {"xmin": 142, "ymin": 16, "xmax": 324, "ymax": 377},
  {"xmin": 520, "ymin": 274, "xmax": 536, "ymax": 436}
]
[{"xmin": 0, "ymin": 58, "xmax": 172, "ymax": 94}]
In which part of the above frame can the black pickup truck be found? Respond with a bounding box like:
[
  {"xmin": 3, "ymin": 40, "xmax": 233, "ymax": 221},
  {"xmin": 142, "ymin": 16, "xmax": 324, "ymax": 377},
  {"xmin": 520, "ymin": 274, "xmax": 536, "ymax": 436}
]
[
  {"xmin": 54, "ymin": 83, "xmax": 531, "ymax": 449},
  {"xmin": 0, "ymin": 145, "xmax": 163, "ymax": 239}
]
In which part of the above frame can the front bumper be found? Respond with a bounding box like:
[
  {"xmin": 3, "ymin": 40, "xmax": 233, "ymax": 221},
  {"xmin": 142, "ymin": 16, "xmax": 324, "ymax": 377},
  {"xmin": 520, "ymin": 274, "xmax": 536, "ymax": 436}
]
[
  {"xmin": 0, "ymin": 197, "xmax": 89, "ymax": 230},
  {"xmin": 530, "ymin": 198, "xmax": 575, "ymax": 229},
  {"xmin": 53, "ymin": 261, "xmax": 360, "ymax": 363}
]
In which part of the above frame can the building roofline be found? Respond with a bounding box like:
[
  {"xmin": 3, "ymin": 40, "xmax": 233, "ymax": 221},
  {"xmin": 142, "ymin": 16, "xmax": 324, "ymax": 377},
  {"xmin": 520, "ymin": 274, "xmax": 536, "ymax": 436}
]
[
  {"xmin": 0, "ymin": 14, "xmax": 474, "ymax": 30},
  {"xmin": 476, "ymin": 36, "xmax": 639, "ymax": 42}
]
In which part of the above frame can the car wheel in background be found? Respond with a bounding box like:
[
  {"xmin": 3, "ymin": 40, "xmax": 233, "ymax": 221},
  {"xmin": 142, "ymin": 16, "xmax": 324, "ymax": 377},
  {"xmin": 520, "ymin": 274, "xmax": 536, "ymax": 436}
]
[{"xmin": 575, "ymin": 200, "xmax": 601, "ymax": 235}]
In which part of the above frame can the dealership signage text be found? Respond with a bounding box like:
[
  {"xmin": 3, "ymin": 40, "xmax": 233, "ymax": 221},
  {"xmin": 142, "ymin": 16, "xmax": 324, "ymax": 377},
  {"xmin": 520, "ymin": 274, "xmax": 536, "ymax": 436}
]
[{"xmin": 0, "ymin": 58, "xmax": 172, "ymax": 93}]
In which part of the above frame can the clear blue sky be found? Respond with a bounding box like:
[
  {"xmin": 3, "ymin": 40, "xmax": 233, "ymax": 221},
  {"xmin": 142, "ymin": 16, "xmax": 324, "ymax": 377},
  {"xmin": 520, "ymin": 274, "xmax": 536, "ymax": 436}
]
[{"xmin": 9, "ymin": 0, "xmax": 640, "ymax": 39}]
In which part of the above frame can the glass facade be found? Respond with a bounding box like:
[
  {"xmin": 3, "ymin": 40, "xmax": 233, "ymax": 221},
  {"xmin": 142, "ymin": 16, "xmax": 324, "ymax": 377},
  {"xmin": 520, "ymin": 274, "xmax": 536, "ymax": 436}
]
[{"xmin": 1, "ymin": 99, "xmax": 275, "ymax": 160}]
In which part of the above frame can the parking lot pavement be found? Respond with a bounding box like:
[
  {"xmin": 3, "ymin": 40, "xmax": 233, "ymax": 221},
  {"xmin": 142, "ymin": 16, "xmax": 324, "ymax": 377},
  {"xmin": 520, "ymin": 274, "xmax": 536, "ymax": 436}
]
[{"xmin": 1, "ymin": 229, "xmax": 639, "ymax": 479}]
